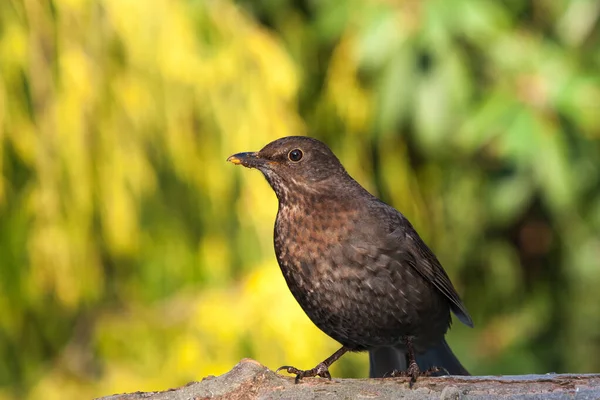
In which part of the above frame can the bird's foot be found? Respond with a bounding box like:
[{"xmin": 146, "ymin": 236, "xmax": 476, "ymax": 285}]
[
  {"xmin": 276, "ymin": 346, "xmax": 349, "ymax": 384},
  {"xmin": 276, "ymin": 362, "xmax": 332, "ymax": 384},
  {"xmin": 388, "ymin": 365, "xmax": 444, "ymax": 387}
]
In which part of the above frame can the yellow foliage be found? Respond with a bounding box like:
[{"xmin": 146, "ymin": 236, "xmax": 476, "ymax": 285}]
[{"xmin": 0, "ymin": 0, "xmax": 318, "ymax": 397}]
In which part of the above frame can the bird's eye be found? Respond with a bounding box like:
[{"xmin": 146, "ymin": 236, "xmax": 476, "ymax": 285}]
[{"xmin": 288, "ymin": 149, "xmax": 303, "ymax": 162}]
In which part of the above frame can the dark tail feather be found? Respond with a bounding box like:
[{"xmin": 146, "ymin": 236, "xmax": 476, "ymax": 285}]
[
  {"xmin": 369, "ymin": 346, "xmax": 406, "ymax": 378},
  {"xmin": 369, "ymin": 339, "xmax": 469, "ymax": 378}
]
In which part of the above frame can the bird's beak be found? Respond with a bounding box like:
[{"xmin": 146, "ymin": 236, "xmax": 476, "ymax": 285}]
[{"xmin": 227, "ymin": 152, "xmax": 265, "ymax": 169}]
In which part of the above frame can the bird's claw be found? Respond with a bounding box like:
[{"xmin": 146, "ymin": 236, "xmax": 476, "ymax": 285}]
[
  {"xmin": 388, "ymin": 366, "xmax": 444, "ymax": 387},
  {"xmin": 276, "ymin": 362, "xmax": 332, "ymax": 383}
]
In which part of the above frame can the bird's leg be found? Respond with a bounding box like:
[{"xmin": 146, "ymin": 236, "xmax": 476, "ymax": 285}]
[
  {"xmin": 276, "ymin": 346, "xmax": 349, "ymax": 384},
  {"xmin": 389, "ymin": 337, "xmax": 443, "ymax": 387}
]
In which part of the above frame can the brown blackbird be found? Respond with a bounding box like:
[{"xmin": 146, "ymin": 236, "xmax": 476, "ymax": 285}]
[{"xmin": 228, "ymin": 136, "xmax": 473, "ymax": 384}]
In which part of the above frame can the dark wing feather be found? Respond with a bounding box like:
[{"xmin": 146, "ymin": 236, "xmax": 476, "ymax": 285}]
[
  {"xmin": 362, "ymin": 199, "xmax": 473, "ymax": 327},
  {"xmin": 389, "ymin": 223, "xmax": 474, "ymax": 328}
]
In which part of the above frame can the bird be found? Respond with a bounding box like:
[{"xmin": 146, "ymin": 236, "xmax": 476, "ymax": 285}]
[{"xmin": 227, "ymin": 136, "xmax": 473, "ymax": 384}]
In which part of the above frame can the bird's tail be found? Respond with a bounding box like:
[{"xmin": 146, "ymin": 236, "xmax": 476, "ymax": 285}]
[{"xmin": 368, "ymin": 339, "xmax": 469, "ymax": 378}]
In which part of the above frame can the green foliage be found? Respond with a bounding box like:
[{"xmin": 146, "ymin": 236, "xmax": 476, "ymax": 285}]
[{"xmin": 0, "ymin": 0, "xmax": 598, "ymax": 398}]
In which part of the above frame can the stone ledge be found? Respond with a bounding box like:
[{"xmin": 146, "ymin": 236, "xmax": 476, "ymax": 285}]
[{"xmin": 97, "ymin": 359, "xmax": 600, "ymax": 400}]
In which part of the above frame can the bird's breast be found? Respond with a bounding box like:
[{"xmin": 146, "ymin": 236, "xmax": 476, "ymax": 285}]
[
  {"xmin": 273, "ymin": 201, "xmax": 386, "ymax": 322},
  {"xmin": 274, "ymin": 201, "xmax": 357, "ymax": 272},
  {"xmin": 272, "ymin": 200, "xmax": 451, "ymax": 350}
]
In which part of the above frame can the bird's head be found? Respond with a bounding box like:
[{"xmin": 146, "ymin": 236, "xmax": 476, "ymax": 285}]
[{"xmin": 227, "ymin": 136, "xmax": 354, "ymax": 202}]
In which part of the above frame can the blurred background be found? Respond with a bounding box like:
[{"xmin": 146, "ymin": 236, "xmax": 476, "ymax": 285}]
[{"xmin": 1, "ymin": 0, "xmax": 599, "ymax": 398}]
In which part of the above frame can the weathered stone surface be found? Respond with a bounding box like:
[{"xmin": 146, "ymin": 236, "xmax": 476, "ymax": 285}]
[{"xmin": 97, "ymin": 359, "xmax": 600, "ymax": 400}]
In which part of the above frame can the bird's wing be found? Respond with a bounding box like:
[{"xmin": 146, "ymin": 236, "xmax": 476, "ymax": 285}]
[{"xmin": 387, "ymin": 220, "xmax": 474, "ymax": 328}]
